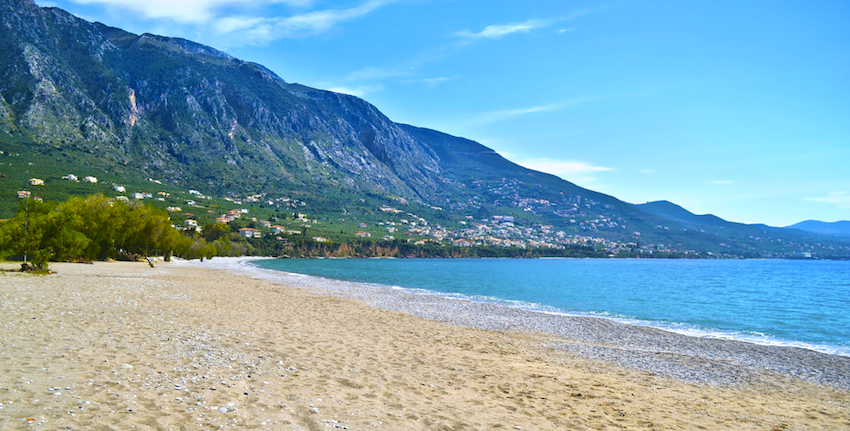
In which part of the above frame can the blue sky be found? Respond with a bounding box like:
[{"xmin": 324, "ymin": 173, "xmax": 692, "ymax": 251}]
[{"xmin": 36, "ymin": 0, "xmax": 850, "ymax": 226}]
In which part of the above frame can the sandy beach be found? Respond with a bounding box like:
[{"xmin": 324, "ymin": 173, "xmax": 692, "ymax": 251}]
[{"xmin": 1, "ymin": 259, "xmax": 848, "ymax": 430}]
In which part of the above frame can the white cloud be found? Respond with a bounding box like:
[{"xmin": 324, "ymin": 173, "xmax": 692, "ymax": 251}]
[
  {"xmin": 214, "ymin": 16, "xmax": 267, "ymax": 33},
  {"xmin": 493, "ymin": 153, "xmax": 611, "ymax": 186},
  {"xmin": 467, "ymin": 95, "xmax": 599, "ymax": 127},
  {"xmin": 68, "ymin": 0, "xmax": 391, "ymax": 45},
  {"xmin": 400, "ymin": 76, "xmax": 455, "ymax": 87},
  {"xmin": 516, "ymin": 158, "xmax": 614, "ymax": 179},
  {"xmin": 69, "ymin": 0, "xmax": 310, "ymax": 23},
  {"xmin": 471, "ymin": 104, "xmax": 558, "ymax": 125},
  {"xmin": 327, "ymin": 84, "xmax": 384, "ymax": 97},
  {"xmin": 804, "ymin": 192, "xmax": 850, "ymax": 209},
  {"xmin": 348, "ymin": 66, "xmax": 408, "ymax": 81},
  {"xmin": 422, "ymin": 77, "xmax": 453, "ymax": 87},
  {"xmin": 273, "ymin": 0, "xmax": 391, "ymax": 35},
  {"xmin": 211, "ymin": 0, "xmax": 395, "ymax": 45},
  {"xmin": 557, "ymin": 28, "xmax": 576, "ymax": 34},
  {"xmin": 456, "ymin": 19, "xmax": 551, "ymax": 39}
]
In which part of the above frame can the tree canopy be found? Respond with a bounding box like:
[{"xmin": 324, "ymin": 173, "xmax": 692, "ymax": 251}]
[{"xmin": 0, "ymin": 194, "xmax": 214, "ymax": 268}]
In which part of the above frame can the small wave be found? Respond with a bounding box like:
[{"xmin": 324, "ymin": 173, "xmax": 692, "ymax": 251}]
[{"xmin": 598, "ymin": 315, "xmax": 850, "ymax": 357}]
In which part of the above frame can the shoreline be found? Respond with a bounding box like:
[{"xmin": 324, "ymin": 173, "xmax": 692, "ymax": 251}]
[
  {"xmin": 203, "ymin": 257, "xmax": 850, "ymax": 389},
  {"xmin": 238, "ymin": 256, "xmax": 850, "ymax": 358},
  {"xmin": 1, "ymin": 259, "xmax": 848, "ymax": 430}
]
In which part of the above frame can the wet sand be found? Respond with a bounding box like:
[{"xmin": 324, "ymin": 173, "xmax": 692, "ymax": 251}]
[{"xmin": 1, "ymin": 259, "xmax": 848, "ymax": 430}]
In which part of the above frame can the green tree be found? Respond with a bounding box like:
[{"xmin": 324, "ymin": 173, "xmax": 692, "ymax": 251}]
[
  {"xmin": 0, "ymin": 194, "xmax": 211, "ymax": 266},
  {"xmin": 202, "ymin": 222, "xmax": 230, "ymax": 243},
  {"xmin": 0, "ymin": 200, "xmax": 61, "ymax": 269}
]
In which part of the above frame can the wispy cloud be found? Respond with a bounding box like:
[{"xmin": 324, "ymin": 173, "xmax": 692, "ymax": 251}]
[
  {"xmin": 466, "ymin": 95, "xmax": 600, "ymax": 127},
  {"xmin": 516, "ymin": 158, "xmax": 614, "ymax": 176},
  {"xmin": 327, "ymin": 84, "xmax": 384, "ymax": 97},
  {"xmin": 214, "ymin": 15, "xmax": 267, "ymax": 33},
  {"xmin": 69, "ymin": 0, "xmax": 313, "ymax": 24},
  {"xmin": 399, "ymin": 76, "xmax": 455, "ymax": 87},
  {"xmin": 421, "ymin": 77, "xmax": 454, "ymax": 87},
  {"xmin": 344, "ymin": 39, "xmax": 469, "ymax": 83},
  {"xmin": 267, "ymin": 1, "xmax": 392, "ymax": 35},
  {"xmin": 454, "ymin": 6, "xmax": 597, "ymax": 41},
  {"xmin": 68, "ymin": 0, "xmax": 392, "ymax": 45},
  {"xmin": 335, "ymin": 8, "xmax": 593, "ymax": 90},
  {"xmin": 348, "ymin": 66, "xmax": 409, "ymax": 81},
  {"xmin": 516, "ymin": 158, "xmax": 613, "ymax": 181},
  {"xmin": 639, "ymin": 168, "xmax": 657, "ymax": 174},
  {"xmin": 215, "ymin": 0, "xmax": 395, "ymax": 44},
  {"xmin": 804, "ymin": 192, "xmax": 850, "ymax": 209},
  {"xmin": 456, "ymin": 19, "xmax": 552, "ymax": 39}
]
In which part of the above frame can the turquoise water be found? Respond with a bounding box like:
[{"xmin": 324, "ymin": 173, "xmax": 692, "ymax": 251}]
[{"xmin": 252, "ymin": 258, "xmax": 850, "ymax": 356}]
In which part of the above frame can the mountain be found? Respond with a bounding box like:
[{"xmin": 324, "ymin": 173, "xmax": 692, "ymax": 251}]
[
  {"xmin": 633, "ymin": 201, "xmax": 850, "ymax": 256},
  {"xmin": 635, "ymin": 201, "xmax": 730, "ymax": 229},
  {"xmin": 635, "ymin": 200, "xmax": 812, "ymax": 237},
  {"xmin": 0, "ymin": 0, "xmax": 663, "ymax": 234},
  {"xmin": 0, "ymin": 0, "xmax": 440, "ymax": 200},
  {"xmin": 787, "ymin": 220, "xmax": 850, "ymax": 237},
  {"xmin": 635, "ymin": 201, "xmax": 789, "ymax": 234},
  {"xmin": 1, "ymin": 0, "xmax": 849, "ymax": 259}
]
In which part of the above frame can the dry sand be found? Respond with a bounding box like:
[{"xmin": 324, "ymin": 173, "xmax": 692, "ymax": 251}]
[{"xmin": 1, "ymin": 260, "xmax": 848, "ymax": 430}]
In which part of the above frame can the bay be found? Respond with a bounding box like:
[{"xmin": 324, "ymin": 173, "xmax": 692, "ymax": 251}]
[{"xmin": 252, "ymin": 258, "xmax": 850, "ymax": 356}]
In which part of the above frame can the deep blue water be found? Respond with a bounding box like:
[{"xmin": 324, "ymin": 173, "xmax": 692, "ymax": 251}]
[{"xmin": 253, "ymin": 258, "xmax": 850, "ymax": 356}]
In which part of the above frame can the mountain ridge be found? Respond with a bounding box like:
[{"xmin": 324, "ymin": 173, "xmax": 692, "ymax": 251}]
[
  {"xmin": 1, "ymin": 0, "xmax": 849, "ymax": 258},
  {"xmin": 635, "ymin": 200, "xmax": 730, "ymax": 229},
  {"xmin": 786, "ymin": 220, "xmax": 850, "ymax": 237}
]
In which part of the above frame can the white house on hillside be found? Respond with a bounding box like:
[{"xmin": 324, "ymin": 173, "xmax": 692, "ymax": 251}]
[{"xmin": 238, "ymin": 228, "xmax": 261, "ymax": 238}]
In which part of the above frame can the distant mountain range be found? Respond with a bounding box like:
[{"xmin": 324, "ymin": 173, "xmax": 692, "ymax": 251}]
[
  {"xmin": 786, "ymin": 220, "xmax": 850, "ymax": 237},
  {"xmin": 639, "ymin": 201, "xmax": 850, "ymax": 238},
  {"xmin": 635, "ymin": 200, "xmax": 731, "ymax": 229},
  {"xmin": 1, "ymin": 0, "xmax": 848, "ymax": 258}
]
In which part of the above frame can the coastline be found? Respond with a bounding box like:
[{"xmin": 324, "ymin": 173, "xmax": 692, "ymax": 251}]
[
  {"xmin": 209, "ymin": 257, "xmax": 850, "ymax": 388},
  {"xmin": 1, "ymin": 259, "xmax": 848, "ymax": 430},
  {"xmin": 244, "ymin": 256, "xmax": 850, "ymax": 359}
]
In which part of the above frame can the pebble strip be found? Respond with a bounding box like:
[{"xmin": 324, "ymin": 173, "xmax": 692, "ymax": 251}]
[{"xmin": 198, "ymin": 258, "xmax": 850, "ymax": 389}]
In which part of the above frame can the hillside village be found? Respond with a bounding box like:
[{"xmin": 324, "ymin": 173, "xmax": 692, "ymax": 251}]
[
  {"xmin": 10, "ymin": 171, "xmax": 650, "ymax": 255},
  {"xmin": 11, "ymin": 170, "xmax": 845, "ymax": 259}
]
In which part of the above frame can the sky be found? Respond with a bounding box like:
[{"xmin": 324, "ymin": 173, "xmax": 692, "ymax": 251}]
[{"xmin": 34, "ymin": 0, "xmax": 850, "ymax": 227}]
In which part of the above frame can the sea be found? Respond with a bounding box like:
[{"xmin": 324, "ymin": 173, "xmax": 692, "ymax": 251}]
[{"xmin": 250, "ymin": 258, "xmax": 850, "ymax": 357}]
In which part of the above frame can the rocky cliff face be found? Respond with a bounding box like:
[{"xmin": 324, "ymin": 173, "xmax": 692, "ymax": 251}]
[{"xmin": 0, "ymin": 0, "xmax": 440, "ymax": 199}]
